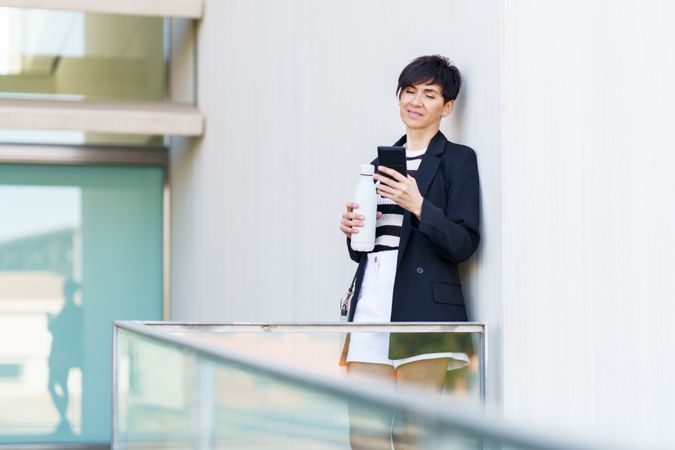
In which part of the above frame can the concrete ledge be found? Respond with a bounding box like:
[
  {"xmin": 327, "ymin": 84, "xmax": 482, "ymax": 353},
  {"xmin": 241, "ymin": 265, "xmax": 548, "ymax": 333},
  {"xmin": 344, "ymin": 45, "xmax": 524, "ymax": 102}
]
[
  {"xmin": 0, "ymin": 0, "xmax": 203, "ymax": 18},
  {"xmin": 0, "ymin": 98, "xmax": 204, "ymax": 136}
]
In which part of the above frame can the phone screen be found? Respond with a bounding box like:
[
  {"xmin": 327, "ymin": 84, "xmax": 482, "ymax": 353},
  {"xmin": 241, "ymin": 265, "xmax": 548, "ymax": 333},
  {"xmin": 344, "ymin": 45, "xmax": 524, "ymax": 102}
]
[{"xmin": 377, "ymin": 146, "xmax": 407, "ymax": 180}]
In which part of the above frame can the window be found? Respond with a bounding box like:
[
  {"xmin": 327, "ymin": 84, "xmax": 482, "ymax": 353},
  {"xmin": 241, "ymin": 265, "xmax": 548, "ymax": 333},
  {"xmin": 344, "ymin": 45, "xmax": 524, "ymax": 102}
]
[{"xmin": 0, "ymin": 164, "xmax": 164, "ymax": 444}]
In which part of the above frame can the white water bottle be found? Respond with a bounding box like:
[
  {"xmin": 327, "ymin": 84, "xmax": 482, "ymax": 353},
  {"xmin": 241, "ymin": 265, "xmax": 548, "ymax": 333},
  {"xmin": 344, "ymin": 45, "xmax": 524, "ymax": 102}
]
[{"xmin": 350, "ymin": 164, "xmax": 377, "ymax": 252}]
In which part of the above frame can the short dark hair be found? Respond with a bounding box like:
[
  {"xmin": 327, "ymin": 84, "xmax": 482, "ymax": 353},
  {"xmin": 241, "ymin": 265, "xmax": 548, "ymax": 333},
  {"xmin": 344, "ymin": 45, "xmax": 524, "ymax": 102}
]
[{"xmin": 396, "ymin": 55, "xmax": 461, "ymax": 103}]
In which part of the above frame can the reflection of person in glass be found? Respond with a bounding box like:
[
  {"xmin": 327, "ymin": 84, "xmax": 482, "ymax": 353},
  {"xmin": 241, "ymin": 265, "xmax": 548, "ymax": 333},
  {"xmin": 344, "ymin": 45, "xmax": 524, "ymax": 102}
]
[
  {"xmin": 339, "ymin": 55, "xmax": 480, "ymax": 449},
  {"xmin": 47, "ymin": 278, "xmax": 83, "ymax": 435}
]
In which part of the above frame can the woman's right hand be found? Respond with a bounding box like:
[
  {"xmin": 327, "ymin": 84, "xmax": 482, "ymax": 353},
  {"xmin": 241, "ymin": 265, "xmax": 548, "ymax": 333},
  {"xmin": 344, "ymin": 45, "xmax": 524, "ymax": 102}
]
[{"xmin": 340, "ymin": 202, "xmax": 381, "ymax": 238}]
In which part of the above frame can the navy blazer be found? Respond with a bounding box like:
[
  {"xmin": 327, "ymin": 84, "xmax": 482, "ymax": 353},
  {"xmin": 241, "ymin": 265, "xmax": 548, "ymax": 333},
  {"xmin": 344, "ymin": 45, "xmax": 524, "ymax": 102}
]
[{"xmin": 346, "ymin": 131, "xmax": 480, "ymax": 322}]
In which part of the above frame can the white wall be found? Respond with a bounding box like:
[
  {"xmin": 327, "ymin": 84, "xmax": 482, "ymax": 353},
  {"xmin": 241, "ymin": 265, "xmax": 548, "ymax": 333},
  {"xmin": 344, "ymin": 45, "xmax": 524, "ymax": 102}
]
[
  {"xmin": 170, "ymin": 0, "xmax": 503, "ymax": 399},
  {"xmin": 501, "ymin": 1, "xmax": 675, "ymax": 447}
]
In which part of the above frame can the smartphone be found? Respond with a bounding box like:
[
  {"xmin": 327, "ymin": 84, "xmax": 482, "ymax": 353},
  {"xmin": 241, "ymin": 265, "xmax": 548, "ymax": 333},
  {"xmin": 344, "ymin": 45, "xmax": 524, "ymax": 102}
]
[{"xmin": 377, "ymin": 146, "xmax": 407, "ymax": 180}]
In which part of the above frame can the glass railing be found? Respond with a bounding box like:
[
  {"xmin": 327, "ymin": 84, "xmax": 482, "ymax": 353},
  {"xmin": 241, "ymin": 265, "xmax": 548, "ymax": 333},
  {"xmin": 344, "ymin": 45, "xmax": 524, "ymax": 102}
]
[{"xmin": 112, "ymin": 322, "xmax": 586, "ymax": 450}]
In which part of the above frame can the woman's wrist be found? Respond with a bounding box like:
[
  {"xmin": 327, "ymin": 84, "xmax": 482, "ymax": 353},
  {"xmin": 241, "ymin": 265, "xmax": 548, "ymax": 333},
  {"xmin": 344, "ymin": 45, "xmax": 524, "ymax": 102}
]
[{"xmin": 413, "ymin": 198, "xmax": 424, "ymax": 220}]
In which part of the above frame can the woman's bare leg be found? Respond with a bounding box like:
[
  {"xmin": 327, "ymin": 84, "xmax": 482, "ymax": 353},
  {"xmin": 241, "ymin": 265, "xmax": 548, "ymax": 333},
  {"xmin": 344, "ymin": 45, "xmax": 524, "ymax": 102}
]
[
  {"xmin": 395, "ymin": 358, "xmax": 449, "ymax": 391},
  {"xmin": 392, "ymin": 358, "xmax": 450, "ymax": 450},
  {"xmin": 347, "ymin": 362, "xmax": 396, "ymax": 450}
]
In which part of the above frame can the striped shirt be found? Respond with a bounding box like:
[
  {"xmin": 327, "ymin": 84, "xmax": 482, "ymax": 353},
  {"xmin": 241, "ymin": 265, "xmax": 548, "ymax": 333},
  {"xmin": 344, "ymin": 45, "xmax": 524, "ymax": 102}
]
[{"xmin": 373, "ymin": 146, "xmax": 427, "ymax": 253}]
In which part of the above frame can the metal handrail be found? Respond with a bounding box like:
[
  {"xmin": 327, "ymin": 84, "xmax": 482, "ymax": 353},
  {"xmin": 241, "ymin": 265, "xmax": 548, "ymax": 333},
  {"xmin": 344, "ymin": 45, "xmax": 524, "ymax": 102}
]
[
  {"xmin": 131, "ymin": 321, "xmax": 486, "ymax": 332},
  {"xmin": 123, "ymin": 320, "xmax": 488, "ymax": 407}
]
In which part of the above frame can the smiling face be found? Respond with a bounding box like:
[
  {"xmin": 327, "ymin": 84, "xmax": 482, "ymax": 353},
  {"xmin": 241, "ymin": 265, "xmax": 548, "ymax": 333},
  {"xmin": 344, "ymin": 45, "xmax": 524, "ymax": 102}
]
[{"xmin": 398, "ymin": 81, "xmax": 454, "ymax": 133}]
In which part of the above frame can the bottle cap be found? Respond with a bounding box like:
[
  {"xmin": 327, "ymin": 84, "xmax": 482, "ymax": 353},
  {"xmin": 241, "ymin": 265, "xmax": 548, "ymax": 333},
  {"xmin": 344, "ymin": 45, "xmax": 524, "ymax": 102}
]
[{"xmin": 360, "ymin": 164, "xmax": 374, "ymax": 175}]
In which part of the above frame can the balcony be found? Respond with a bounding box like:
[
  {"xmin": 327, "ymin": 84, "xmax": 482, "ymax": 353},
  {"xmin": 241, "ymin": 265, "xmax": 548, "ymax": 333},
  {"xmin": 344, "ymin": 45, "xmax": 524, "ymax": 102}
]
[{"xmin": 112, "ymin": 321, "xmax": 590, "ymax": 450}]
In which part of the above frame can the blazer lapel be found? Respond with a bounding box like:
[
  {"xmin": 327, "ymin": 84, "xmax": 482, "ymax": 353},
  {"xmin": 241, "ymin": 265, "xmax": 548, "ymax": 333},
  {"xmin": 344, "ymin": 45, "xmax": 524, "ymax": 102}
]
[{"xmin": 396, "ymin": 131, "xmax": 447, "ymax": 266}]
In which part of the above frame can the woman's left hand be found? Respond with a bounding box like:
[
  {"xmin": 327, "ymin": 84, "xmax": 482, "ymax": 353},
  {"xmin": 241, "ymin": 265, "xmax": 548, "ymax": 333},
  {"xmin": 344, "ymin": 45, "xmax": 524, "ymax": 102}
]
[{"xmin": 374, "ymin": 166, "xmax": 424, "ymax": 219}]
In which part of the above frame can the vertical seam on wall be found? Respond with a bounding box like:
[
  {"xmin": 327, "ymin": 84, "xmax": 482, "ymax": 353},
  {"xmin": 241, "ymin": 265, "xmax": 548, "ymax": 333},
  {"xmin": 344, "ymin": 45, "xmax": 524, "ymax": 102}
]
[{"xmin": 498, "ymin": 0, "xmax": 508, "ymax": 410}]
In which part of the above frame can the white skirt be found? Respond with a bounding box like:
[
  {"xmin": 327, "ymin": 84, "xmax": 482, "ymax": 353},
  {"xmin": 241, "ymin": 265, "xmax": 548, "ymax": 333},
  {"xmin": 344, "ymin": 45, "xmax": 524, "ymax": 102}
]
[{"xmin": 346, "ymin": 250, "xmax": 470, "ymax": 371}]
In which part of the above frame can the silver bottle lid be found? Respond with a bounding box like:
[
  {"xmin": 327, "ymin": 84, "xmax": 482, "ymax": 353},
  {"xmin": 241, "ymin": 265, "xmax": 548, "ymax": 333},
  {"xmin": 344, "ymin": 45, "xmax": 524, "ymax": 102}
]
[{"xmin": 360, "ymin": 164, "xmax": 374, "ymax": 176}]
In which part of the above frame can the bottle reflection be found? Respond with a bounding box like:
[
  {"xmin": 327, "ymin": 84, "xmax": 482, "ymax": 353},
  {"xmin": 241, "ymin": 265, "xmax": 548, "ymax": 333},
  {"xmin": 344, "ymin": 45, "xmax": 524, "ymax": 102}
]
[{"xmin": 46, "ymin": 278, "xmax": 83, "ymax": 436}]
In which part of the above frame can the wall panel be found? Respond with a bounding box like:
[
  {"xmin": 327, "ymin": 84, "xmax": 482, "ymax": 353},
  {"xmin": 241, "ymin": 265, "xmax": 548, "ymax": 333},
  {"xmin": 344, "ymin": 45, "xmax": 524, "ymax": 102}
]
[{"xmin": 501, "ymin": 1, "xmax": 675, "ymax": 446}]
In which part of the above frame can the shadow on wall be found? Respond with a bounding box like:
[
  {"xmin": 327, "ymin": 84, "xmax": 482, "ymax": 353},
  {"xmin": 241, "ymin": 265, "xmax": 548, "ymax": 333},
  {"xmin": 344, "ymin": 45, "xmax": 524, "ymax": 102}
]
[{"xmin": 446, "ymin": 76, "xmax": 466, "ymax": 144}]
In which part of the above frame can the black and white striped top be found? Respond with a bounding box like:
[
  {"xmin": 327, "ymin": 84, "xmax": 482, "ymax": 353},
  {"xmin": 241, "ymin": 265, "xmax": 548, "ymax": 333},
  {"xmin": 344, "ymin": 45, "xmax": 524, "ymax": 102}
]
[{"xmin": 373, "ymin": 147, "xmax": 427, "ymax": 253}]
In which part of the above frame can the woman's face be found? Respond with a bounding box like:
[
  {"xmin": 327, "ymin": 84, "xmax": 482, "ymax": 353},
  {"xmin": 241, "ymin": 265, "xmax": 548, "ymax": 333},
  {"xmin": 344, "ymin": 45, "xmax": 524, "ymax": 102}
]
[{"xmin": 398, "ymin": 81, "xmax": 453, "ymax": 132}]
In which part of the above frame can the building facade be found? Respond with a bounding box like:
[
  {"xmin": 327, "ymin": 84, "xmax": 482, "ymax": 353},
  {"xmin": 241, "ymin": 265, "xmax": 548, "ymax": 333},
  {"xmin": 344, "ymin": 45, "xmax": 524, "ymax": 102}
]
[{"xmin": 1, "ymin": 0, "xmax": 674, "ymax": 448}]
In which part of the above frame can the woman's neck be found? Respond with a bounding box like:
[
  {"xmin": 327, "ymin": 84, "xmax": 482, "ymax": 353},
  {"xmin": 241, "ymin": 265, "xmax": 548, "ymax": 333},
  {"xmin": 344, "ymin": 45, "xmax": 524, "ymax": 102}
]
[{"xmin": 405, "ymin": 126, "xmax": 439, "ymax": 151}]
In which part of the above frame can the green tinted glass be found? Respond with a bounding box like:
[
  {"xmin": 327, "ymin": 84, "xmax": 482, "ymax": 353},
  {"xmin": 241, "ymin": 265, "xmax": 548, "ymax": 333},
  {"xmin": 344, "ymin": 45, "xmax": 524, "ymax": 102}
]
[{"xmin": 0, "ymin": 164, "xmax": 164, "ymax": 444}]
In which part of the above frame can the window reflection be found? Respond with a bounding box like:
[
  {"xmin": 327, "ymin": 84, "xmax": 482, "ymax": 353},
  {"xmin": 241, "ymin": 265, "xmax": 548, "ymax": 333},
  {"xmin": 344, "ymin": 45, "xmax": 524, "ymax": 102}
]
[
  {"xmin": 0, "ymin": 163, "xmax": 164, "ymax": 445},
  {"xmin": 0, "ymin": 8, "xmax": 84, "ymax": 77},
  {"xmin": 0, "ymin": 7, "xmax": 164, "ymax": 101},
  {"xmin": 0, "ymin": 186, "xmax": 82, "ymax": 438},
  {"xmin": 0, "ymin": 7, "xmax": 165, "ymax": 147},
  {"xmin": 47, "ymin": 277, "xmax": 83, "ymax": 436}
]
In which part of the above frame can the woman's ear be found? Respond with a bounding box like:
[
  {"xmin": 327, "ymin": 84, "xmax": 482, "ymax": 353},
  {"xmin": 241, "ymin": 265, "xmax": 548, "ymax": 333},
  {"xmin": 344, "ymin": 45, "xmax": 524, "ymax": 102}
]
[{"xmin": 442, "ymin": 100, "xmax": 454, "ymax": 117}]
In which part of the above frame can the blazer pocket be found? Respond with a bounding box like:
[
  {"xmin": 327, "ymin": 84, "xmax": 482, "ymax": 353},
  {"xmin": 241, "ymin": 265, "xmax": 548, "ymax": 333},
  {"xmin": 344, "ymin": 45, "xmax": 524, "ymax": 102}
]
[{"xmin": 431, "ymin": 282, "xmax": 464, "ymax": 306}]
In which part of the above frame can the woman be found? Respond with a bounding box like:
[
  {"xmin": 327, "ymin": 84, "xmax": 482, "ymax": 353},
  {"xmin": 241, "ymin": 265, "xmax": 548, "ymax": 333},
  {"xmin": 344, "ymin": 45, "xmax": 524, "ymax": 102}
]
[{"xmin": 339, "ymin": 55, "xmax": 480, "ymax": 449}]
